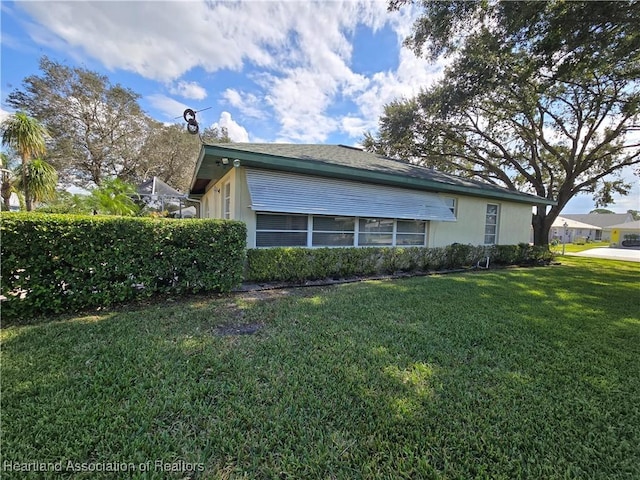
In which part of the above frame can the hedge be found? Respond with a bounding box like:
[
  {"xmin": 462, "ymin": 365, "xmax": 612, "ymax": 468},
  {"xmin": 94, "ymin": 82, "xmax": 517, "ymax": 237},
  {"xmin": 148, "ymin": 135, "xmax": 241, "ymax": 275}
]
[
  {"xmin": 1, "ymin": 214, "xmax": 246, "ymax": 320},
  {"xmin": 245, "ymin": 243, "xmax": 554, "ymax": 283}
]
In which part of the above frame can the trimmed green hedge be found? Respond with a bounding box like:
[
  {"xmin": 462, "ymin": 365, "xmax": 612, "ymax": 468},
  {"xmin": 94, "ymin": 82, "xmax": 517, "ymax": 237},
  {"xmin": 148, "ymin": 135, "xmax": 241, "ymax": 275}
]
[
  {"xmin": 1, "ymin": 214, "xmax": 246, "ymax": 320},
  {"xmin": 245, "ymin": 243, "xmax": 554, "ymax": 283}
]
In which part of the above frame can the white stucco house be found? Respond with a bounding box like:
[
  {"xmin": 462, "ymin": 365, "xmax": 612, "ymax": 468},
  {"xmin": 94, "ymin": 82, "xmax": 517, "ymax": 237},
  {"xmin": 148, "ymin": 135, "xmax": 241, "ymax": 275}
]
[
  {"xmin": 188, "ymin": 143, "xmax": 555, "ymax": 249},
  {"xmin": 559, "ymin": 213, "xmax": 635, "ymax": 241},
  {"xmin": 550, "ymin": 216, "xmax": 602, "ymax": 244}
]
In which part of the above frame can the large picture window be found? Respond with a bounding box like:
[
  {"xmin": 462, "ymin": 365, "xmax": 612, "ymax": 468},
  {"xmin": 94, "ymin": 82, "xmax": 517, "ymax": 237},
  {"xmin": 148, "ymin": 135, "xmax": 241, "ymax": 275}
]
[
  {"xmin": 359, "ymin": 218, "xmax": 393, "ymax": 246},
  {"xmin": 312, "ymin": 216, "xmax": 355, "ymax": 247},
  {"xmin": 255, "ymin": 214, "xmax": 427, "ymax": 248},
  {"xmin": 484, "ymin": 204, "xmax": 499, "ymax": 244},
  {"xmin": 396, "ymin": 220, "xmax": 427, "ymax": 246},
  {"xmin": 256, "ymin": 214, "xmax": 308, "ymax": 247}
]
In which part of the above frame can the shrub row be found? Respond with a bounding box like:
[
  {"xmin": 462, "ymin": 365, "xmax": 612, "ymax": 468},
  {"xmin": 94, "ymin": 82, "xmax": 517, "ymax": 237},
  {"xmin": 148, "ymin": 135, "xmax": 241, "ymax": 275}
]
[
  {"xmin": 245, "ymin": 243, "xmax": 554, "ymax": 283},
  {"xmin": 1, "ymin": 214, "xmax": 246, "ymax": 320}
]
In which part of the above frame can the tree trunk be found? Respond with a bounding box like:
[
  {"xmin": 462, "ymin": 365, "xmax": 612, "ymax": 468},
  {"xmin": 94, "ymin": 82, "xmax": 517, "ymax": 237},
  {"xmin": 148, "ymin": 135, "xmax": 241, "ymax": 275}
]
[
  {"xmin": 532, "ymin": 204, "xmax": 555, "ymax": 246},
  {"xmin": 22, "ymin": 160, "xmax": 32, "ymax": 211},
  {"xmin": 1, "ymin": 179, "xmax": 11, "ymax": 211},
  {"xmin": 532, "ymin": 202, "xmax": 569, "ymax": 247}
]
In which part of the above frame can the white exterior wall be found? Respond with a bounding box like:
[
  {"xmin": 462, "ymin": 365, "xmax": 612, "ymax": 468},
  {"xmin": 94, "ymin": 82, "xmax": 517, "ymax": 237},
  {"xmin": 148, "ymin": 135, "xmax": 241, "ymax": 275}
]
[
  {"xmin": 200, "ymin": 167, "xmax": 256, "ymax": 246},
  {"xmin": 200, "ymin": 169, "xmax": 534, "ymax": 248},
  {"xmin": 430, "ymin": 195, "xmax": 532, "ymax": 247}
]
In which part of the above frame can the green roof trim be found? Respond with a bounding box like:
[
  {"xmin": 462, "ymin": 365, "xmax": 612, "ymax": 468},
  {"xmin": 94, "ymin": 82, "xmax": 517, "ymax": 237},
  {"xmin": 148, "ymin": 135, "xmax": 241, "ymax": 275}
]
[{"xmin": 189, "ymin": 143, "xmax": 556, "ymax": 206}]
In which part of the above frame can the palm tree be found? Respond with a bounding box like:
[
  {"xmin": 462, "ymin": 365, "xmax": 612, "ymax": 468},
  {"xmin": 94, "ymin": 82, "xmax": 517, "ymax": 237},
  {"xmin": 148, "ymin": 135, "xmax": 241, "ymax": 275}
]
[
  {"xmin": 15, "ymin": 159, "xmax": 58, "ymax": 208},
  {"xmin": 0, "ymin": 152, "xmax": 14, "ymax": 211},
  {"xmin": 1, "ymin": 112, "xmax": 49, "ymax": 211},
  {"xmin": 89, "ymin": 178, "xmax": 141, "ymax": 216}
]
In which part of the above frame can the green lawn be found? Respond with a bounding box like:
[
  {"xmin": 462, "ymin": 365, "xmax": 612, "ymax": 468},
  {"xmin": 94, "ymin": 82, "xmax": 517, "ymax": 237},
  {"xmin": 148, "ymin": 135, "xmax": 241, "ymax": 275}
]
[
  {"xmin": 550, "ymin": 241, "xmax": 611, "ymax": 254},
  {"xmin": 2, "ymin": 257, "xmax": 639, "ymax": 479}
]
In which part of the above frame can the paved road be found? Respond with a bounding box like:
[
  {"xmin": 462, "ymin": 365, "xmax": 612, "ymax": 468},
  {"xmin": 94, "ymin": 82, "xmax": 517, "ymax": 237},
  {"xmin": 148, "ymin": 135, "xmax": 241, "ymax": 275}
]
[{"xmin": 567, "ymin": 247, "xmax": 640, "ymax": 263}]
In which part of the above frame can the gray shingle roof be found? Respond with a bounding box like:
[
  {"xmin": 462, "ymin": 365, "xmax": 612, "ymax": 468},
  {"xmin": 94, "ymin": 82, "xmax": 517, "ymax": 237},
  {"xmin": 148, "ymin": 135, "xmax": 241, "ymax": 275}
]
[
  {"xmin": 561, "ymin": 213, "xmax": 633, "ymax": 228},
  {"xmin": 604, "ymin": 220, "xmax": 640, "ymax": 230},
  {"xmin": 191, "ymin": 143, "xmax": 555, "ymax": 205}
]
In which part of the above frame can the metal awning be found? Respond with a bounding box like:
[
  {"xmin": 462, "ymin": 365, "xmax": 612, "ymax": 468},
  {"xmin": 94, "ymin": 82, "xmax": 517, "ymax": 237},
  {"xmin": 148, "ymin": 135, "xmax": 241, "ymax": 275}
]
[{"xmin": 245, "ymin": 168, "xmax": 456, "ymax": 221}]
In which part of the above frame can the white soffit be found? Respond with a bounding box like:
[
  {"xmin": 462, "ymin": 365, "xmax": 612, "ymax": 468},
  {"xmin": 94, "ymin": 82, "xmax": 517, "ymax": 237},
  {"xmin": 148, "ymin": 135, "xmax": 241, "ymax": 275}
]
[{"xmin": 246, "ymin": 168, "xmax": 456, "ymax": 221}]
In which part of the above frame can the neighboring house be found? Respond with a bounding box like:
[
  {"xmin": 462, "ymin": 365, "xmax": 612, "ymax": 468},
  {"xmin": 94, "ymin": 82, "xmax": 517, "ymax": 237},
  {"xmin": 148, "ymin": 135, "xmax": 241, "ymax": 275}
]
[
  {"xmin": 604, "ymin": 220, "xmax": 640, "ymax": 247},
  {"xmin": 550, "ymin": 216, "xmax": 602, "ymax": 244},
  {"xmin": 560, "ymin": 213, "xmax": 634, "ymax": 241},
  {"xmin": 188, "ymin": 143, "xmax": 555, "ymax": 248}
]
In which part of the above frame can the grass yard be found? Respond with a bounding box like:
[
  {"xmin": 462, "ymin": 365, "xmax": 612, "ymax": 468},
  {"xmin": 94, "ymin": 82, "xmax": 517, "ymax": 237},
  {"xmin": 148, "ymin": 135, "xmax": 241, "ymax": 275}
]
[
  {"xmin": 550, "ymin": 241, "xmax": 611, "ymax": 254},
  {"xmin": 1, "ymin": 257, "xmax": 639, "ymax": 479}
]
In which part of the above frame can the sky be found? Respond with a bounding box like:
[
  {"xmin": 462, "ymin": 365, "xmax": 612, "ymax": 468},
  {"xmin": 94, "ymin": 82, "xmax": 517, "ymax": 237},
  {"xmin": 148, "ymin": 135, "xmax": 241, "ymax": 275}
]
[{"xmin": 1, "ymin": 0, "xmax": 638, "ymax": 213}]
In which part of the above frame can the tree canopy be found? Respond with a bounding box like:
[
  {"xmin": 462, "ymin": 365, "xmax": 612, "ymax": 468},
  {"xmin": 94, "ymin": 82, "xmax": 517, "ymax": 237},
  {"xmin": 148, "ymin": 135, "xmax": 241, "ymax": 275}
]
[
  {"xmin": 366, "ymin": 0, "xmax": 640, "ymax": 245},
  {"xmin": 6, "ymin": 57, "xmax": 230, "ymax": 194}
]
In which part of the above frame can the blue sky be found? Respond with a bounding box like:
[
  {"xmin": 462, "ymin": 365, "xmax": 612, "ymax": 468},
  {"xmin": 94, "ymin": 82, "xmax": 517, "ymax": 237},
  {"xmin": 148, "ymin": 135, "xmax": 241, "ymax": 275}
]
[{"xmin": 1, "ymin": 0, "xmax": 637, "ymax": 213}]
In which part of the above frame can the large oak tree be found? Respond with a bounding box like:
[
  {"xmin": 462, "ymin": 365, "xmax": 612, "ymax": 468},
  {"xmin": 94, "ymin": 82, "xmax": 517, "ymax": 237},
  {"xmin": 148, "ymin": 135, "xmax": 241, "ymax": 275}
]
[{"xmin": 365, "ymin": 1, "xmax": 640, "ymax": 245}]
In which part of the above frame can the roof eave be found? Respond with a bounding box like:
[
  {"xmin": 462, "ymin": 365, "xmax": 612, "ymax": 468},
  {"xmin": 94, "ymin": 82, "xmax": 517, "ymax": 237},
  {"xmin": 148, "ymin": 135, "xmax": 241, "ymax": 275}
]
[{"xmin": 191, "ymin": 144, "xmax": 556, "ymax": 206}]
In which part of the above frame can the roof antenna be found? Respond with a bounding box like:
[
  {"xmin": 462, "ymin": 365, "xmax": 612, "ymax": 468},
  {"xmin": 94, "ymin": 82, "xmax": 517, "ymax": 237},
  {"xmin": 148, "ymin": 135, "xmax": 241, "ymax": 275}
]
[{"xmin": 176, "ymin": 107, "xmax": 212, "ymax": 141}]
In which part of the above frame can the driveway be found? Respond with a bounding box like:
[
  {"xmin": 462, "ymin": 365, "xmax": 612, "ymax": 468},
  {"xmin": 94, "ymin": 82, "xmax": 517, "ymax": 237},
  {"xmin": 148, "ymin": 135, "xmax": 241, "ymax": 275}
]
[{"xmin": 567, "ymin": 247, "xmax": 640, "ymax": 263}]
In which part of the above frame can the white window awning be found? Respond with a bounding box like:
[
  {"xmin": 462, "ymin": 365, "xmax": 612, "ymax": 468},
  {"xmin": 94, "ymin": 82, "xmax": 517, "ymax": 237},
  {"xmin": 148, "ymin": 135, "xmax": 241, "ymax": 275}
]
[{"xmin": 246, "ymin": 168, "xmax": 456, "ymax": 222}]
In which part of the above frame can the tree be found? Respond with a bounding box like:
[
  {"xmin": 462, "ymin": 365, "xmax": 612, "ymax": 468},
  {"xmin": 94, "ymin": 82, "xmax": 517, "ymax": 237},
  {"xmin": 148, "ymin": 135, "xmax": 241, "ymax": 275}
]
[
  {"xmin": 6, "ymin": 57, "xmax": 150, "ymax": 188},
  {"xmin": 628, "ymin": 209, "xmax": 640, "ymax": 220},
  {"xmin": 36, "ymin": 189, "xmax": 92, "ymax": 215},
  {"xmin": 589, "ymin": 208, "xmax": 616, "ymax": 214},
  {"xmin": 15, "ymin": 159, "xmax": 58, "ymax": 208},
  {"xmin": 135, "ymin": 123, "xmax": 231, "ymax": 193},
  {"xmin": 89, "ymin": 178, "xmax": 140, "ymax": 216},
  {"xmin": 7, "ymin": 57, "xmax": 232, "ymax": 194},
  {"xmin": 366, "ymin": 1, "xmax": 640, "ymax": 245},
  {"xmin": 1, "ymin": 112, "xmax": 50, "ymax": 211}
]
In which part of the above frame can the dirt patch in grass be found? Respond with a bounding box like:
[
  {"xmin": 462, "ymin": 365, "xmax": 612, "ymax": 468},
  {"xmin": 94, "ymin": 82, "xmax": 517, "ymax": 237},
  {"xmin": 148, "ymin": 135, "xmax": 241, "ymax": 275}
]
[{"xmin": 214, "ymin": 322, "xmax": 264, "ymax": 336}]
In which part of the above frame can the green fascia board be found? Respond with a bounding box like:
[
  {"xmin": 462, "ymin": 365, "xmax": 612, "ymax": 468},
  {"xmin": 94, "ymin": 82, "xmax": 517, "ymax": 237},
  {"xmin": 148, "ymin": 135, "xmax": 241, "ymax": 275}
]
[{"xmin": 192, "ymin": 144, "xmax": 556, "ymax": 206}]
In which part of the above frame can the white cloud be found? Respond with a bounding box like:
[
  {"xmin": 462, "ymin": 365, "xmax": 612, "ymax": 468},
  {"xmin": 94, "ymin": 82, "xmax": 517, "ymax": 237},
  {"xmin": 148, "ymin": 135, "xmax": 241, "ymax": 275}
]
[
  {"xmin": 15, "ymin": 1, "xmax": 446, "ymax": 142},
  {"xmin": 222, "ymin": 89, "xmax": 265, "ymax": 119},
  {"xmin": 170, "ymin": 81, "xmax": 207, "ymax": 100},
  {"xmin": 0, "ymin": 108, "xmax": 13, "ymax": 124},
  {"xmin": 212, "ymin": 111, "xmax": 249, "ymax": 143},
  {"xmin": 341, "ymin": 116, "xmax": 371, "ymax": 139},
  {"xmin": 145, "ymin": 94, "xmax": 191, "ymax": 121}
]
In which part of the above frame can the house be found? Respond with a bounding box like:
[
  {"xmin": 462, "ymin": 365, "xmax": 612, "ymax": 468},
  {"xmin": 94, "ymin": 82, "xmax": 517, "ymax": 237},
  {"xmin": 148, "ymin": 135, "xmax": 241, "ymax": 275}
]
[
  {"xmin": 550, "ymin": 216, "xmax": 602, "ymax": 244},
  {"xmin": 188, "ymin": 143, "xmax": 555, "ymax": 248},
  {"xmin": 604, "ymin": 220, "xmax": 640, "ymax": 247},
  {"xmin": 560, "ymin": 213, "xmax": 634, "ymax": 241}
]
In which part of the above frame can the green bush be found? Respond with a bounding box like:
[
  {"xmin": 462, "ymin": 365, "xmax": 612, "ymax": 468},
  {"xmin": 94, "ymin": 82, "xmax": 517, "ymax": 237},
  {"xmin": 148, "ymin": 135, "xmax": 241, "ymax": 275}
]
[
  {"xmin": 1, "ymin": 213, "xmax": 246, "ymax": 320},
  {"xmin": 245, "ymin": 244, "xmax": 554, "ymax": 283}
]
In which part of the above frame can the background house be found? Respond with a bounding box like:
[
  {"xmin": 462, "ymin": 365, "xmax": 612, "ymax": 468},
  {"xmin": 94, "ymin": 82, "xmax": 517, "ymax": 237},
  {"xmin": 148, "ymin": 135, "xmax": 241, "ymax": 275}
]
[
  {"xmin": 550, "ymin": 216, "xmax": 602, "ymax": 244},
  {"xmin": 604, "ymin": 220, "xmax": 640, "ymax": 247},
  {"xmin": 559, "ymin": 213, "xmax": 634, "ymax": 241},
  {"xmin": 189, "ymin": 143, "xmax": 555, "ymax": 248}
]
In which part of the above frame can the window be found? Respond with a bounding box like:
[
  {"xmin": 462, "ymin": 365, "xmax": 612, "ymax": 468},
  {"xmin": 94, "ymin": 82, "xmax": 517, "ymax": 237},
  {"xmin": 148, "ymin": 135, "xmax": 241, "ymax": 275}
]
[
  {"xmin": 256, "ymin": 214, "xmax": 308, "ymax": 247},
  {"xmin": 223, "ymin": 182, "xmax": 231, "ymax": 219},
  {"xmin": 396, "ymin": 220, "xmax": 427, "ymax": 246},
  {"xmin": 484, "ymin": 204, "xmax": 499, "ymax": 244},
  {"xmin": 312, "ymin": 216, "xmax": 355, "ymax": 246},
  {"xmin": 443, "ymin": 197, "xmax": 457, "ymax": 216},
  {"xmin": 255, "ymin": 214, "xmax": 428, "ymax": 248},
  {"xmin": 359, "ymin": 218, "xmax": 393, "ymax": 246}
]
